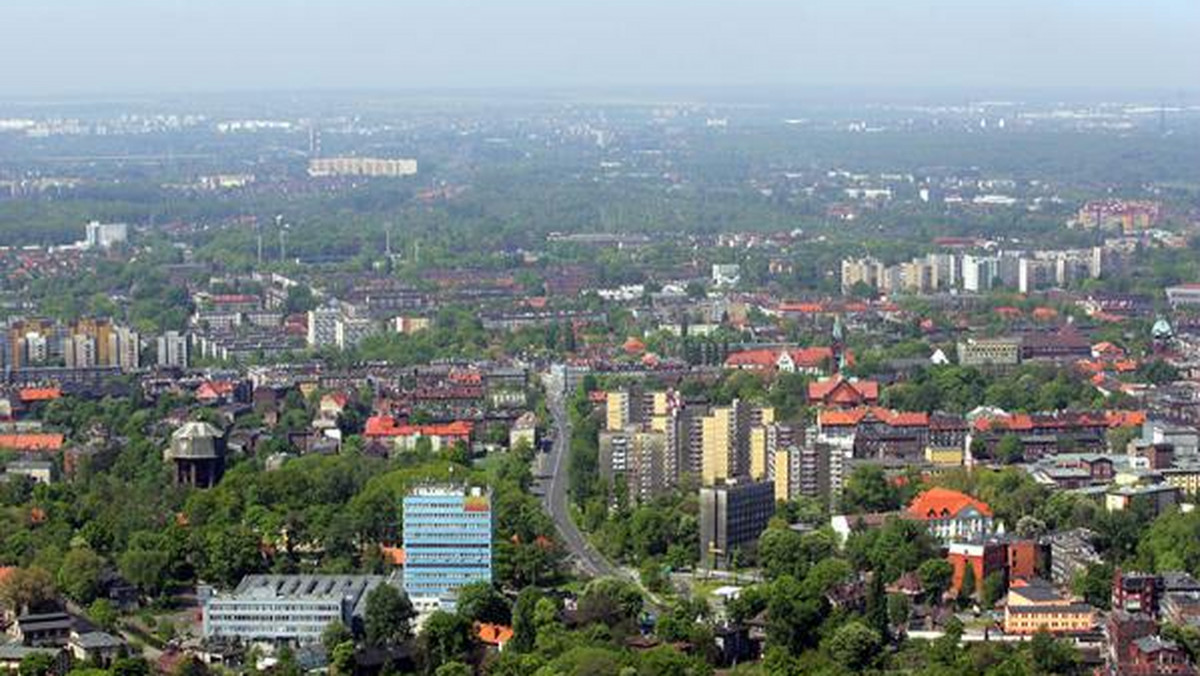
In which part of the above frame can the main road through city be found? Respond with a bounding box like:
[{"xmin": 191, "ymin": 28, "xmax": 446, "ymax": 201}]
[{"xmin": 538, "ymin": 367, "xmax": 624, "ymax": 580}]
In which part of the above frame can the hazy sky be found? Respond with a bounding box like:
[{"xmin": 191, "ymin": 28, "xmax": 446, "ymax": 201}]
[{"xmin": 2, "ymin": 0, "xmax": 1197, "ymax": 96}]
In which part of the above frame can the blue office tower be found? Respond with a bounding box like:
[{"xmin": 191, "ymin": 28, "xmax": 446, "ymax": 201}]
[{"xmin": 402, "ymin": 485, "xmax": 493, "ymax": 611}]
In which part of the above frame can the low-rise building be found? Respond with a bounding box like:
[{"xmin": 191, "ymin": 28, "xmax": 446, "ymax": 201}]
[
  {"xmin": 1003, "ymin": 578, "xmax": 1095, "ymax": 635},
  {"xmin": 202, "ymin": 574, "xmax": 387, "ymax": 643}
]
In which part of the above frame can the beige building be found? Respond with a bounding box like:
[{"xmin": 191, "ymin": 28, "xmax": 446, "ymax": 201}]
[
  {"xmin": 957, "ymin": 338, "xmax": 1021, "ymax": 367},
  {"xmin": 701, "ymin": 401, "xmax": 774, "ymax": 485},
  {"xmin": 308, "ymin": 157, "xmax": 417, "ymax": 178}
]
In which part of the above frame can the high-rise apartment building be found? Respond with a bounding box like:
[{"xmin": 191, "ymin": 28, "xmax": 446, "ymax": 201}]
[
  {"xmin": 157, "ymin": 331, "xmax": 190, "ymax": 368},
  {"xmin": 700, "ymin": 400, "xmax": 774, "ymax": 485},
  {"xmin": 307, "ymin": 306, "xmax": 341, "ymax": 348}
]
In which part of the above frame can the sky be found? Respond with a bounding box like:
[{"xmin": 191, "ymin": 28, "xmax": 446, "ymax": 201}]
[{"xmin": 2, "ymin": 0, "xmax": 1197, "ymax": 97}]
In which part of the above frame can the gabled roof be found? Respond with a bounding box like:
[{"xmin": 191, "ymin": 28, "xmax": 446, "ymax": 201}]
[
  {"xmin": 724, "ymin": 345, "xmax": 838, "ymax": 370},
  {"xmin": 196, "ymin": 381, "xmax": 236, "ymax": 400},
  {"xmin": 808, "ymin": 375, "xmax": 879, "ymax": 405},
  {"xmin": 906, "ymin": 487, "xmax": 992, "ymax": 520}
]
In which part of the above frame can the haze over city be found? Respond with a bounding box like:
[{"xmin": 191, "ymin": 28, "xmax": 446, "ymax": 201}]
[{"xmin": 2, "ymin": 0, "xmax": 1198, "ymax": 96}]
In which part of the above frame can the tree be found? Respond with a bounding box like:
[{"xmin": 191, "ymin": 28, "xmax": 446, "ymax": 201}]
[
  {"xmin": 994, "ymin": 434, "xmax": 1025, "ymax": 464},
  {"xmin": 982, "ymin": 572, "xmax": 1007, "ymax": 609},
  {"xmin": 758, "ymin": 527, "xmax": 807, "ymax": 581},
  {"xmin": 841, "ymin": 465, "xmax": 899, "ymax": 513},
  {"xmin": 434, "ymin": 663, "xmax": 471, "ymax": 676},
  {"xmin": 17, "ymin": 653, "xmax": 55, "ymax": 676},
  {"xmin": 455, "ymin": 581, "xmax": 510, "ymax": 625},
  {"xmin": 577, "ymin": 578, "xmax": 642, "ymax": 628},
  {"xmin": 1072, "ymin": 563, "xmax": 1114, "ymax": 610},
  {"xmin": 959, "ymin": 563, "xmax": 977, "ymax": 607},
  {"xmin": 0, "ymin": 567, "xmax": 57, "ymax": 614},
  {"xmin": 364, "ymin": 583, "xmax": 416, "ymax": 647},
  {"xmin": 330, "ymin": 641, "xmax": 356, "ymax": 676},
  {"xmin": 1029, "ymin": 627, "xmax": 1079, "ymax": 674},
  {"xmin": 865, "ymin": 571, "xmax": 891, "ymax": 642},
  {"xmin": 826, "ymin": 621, "xmax": 882, "ymax": 673},
  {"xmin": 766, "ymin": 575, "xmax": 827, "ymax": 655},
  {"xmin": 88, "ymin": 598, "xmax": 119, "ymax": 633},
  {"xmin": 1015, "ymin": 515, "xmax": 1048, "ymax": 539},
  {"xmin": 919, "ymin": 559, "xmax": 954, "ymax": 605},
  {"xmin": 111, "ymin": 657, "xmax": 152, "ymax": 676},
  {"xmin": 802, "ymin": 558, "xmax": 853, "ymax": 598},
  {"xmin": 118, "ymin": 548, "xmax": 171, "ymax": 598},
  {"xmin": 322, "ymin": 621, "xmax": 353, "ymax": 654},
  {"xmin": 57, "ymin": 547, "xmax": 106, "ymax": 604},
  {"xmin": 419, "ymin": 611, "xmax": 474, "ymax": 673},
  {"xmin": 200, "ymin": 527, "xmax": 263, "ymax": 588},
  {"xmin": 888, "ymin": 593, "xmax": 912, "ymax": 629},
  {"xmin": 510, "ymin": 587, "xmax": 542, "ymax": 653}
]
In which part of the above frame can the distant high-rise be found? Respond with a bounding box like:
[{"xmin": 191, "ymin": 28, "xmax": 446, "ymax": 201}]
[
  {"xmin": 307, "ymin": 306, "xmax": 340, "ymax": 348},
  {"xmin": 83, "ymin": 220, "xmax": 128, "ymax": 249},
  {"xmin": 157, "ymin": 331, "xmax": 190, "ymax": 368}
]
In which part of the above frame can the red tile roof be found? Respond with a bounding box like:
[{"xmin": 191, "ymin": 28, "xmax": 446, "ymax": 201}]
[
  {"xmin": 18, "ymin": 388, "xmax": 61, "ymax": 403},
  {"xmin": 818, "ymin": 407, "xmax": 928, "ymax": 428},
  {"xmin": 907, "ymin": 487, "xmax": 993, "ymax": 520},
  {"xmin": 196, "ymin": 381, "xmax": 235, "ymax": 400},
  {"xmin": 476, "ymin": 623, "xmax": 514, "ymax": 647},
  {"xmin": 724, "ymin": 346, "xmax": 838, "ymax": 371},
  {"xmin": 364, "ymin": 416, "xmax": 473, "ymax": 439},
  {"xmin": 0, "ymin": 433, "xmax": 64, "ymax": 452},
  {"xmin": 808, "ymin": 375, "xmax": 879, "ymax": 406}
]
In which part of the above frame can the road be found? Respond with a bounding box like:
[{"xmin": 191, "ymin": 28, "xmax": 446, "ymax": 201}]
[{"xmin": 539, "ymin": 367, "xmax": 625, "ymax": 580}]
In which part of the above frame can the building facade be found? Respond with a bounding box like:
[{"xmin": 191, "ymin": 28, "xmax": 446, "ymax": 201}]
[
  {"xmin": 699, "ymin": 479, "xmax": 775, "ymax": 569},
  {"xmin": 403, "ymin": 485, "xmax": 493, "ymax": 611},
  {"xmin": 202, "ymin": 574, "xmax": 385, "ymax": 643}
]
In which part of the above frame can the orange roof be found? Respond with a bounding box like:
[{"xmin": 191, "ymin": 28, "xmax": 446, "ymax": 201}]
[
  {"xmin": 0, "ymin": 567, "xmax": 16, "ymax": 585},
  {"xmin": 778, "ymin": 302, "xmax": 826, "ymax": 314},
  {"xmin": 1032, "ymin": 307, "xmax": 1059, "ymax": 320},
  {"xmin": 1105, "ymin": 410, "xmax": 1145, "ymax": 428},
  {"xmin": 0, "ymin": 433, "xmax": 64, "ymax": 452},
  {"xmin": 791, "ymin": 346, "xmax": 837, "ymax": 368},
  {"xmin": 196, "ymin": 381, "xmax": 235, "ymax": 400},
  {"xmin": 18, "ymin": 388, "xmax": 61, "ymax": 403},
  {"xmin": 817, "ymin": 406, "xmax": 928, "ymax": 428},
  {"xmin": 995, "ymin": 306, "xmax": 1022, "ymax": 317},
  {"xmin": 1113, "ymin": 359, "xmax": 1139, "ymax": 373},
  {"xmin": 476, "ymin": 623, "xmax": 514, "ymax": 647},
  {"xmin": 724, "ymin": 348, "xmax": 781, "ymax": 369},
  {"xmin": 1092, "ymin": 341, "xmax": 1126, "ymax": 358},
  {"xmin": 725, "ymin": 346, "xmax": 837, "ymax": 370},
  {"xmin": 380, "ymin": 546, "xmax": 405, "ymax": 565},
  {"xmin": 808, "ymin": 375, "xmax": 879, "ymax": 405},
  {"xmin": 364, "ymin": 416, "xmax": 473, "ymax": 438},
  {"xmin": 907, "ymin": 487, "xmax": 992, "ymax": 520},
  {"xmin": 623, "ymin": 336, "xmax": 646, "ymax": 354}
]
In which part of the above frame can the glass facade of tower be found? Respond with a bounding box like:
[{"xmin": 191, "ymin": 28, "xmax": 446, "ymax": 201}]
[{"xmin": 402, "ymin": 485, "xmax": 493, "ymax": 609}]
